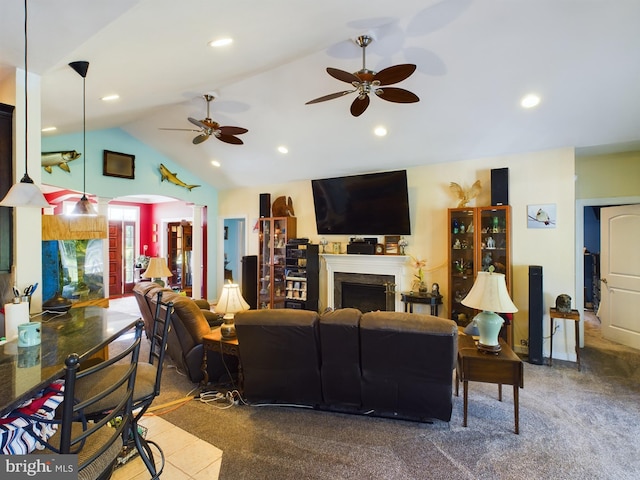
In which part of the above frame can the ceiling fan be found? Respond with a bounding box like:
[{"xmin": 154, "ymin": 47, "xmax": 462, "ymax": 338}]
[
  {"xmin": 160, "ymin": 94, "xmax": 248, "ymax": 145},
  {"xmin": 306, "ymin": 35, "xmax": 419, "ymax": 117}
]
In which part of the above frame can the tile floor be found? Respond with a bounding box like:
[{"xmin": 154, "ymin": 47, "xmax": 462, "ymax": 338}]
[
  {"xmin": 109, "ymin": 296, "xmax": 222, "ymax": 479},
  {"xmin": 112, "ymin": 414, "xmax": 222, "ymax": 480}
]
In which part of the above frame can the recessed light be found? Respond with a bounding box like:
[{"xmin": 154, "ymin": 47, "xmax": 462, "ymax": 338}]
[
  {"xmin": 211, "ymin": 160, "xmax": 221, "ymax": 167},
  {"xmin": 209, "ymin": 38, "xmax": 233, "ymax": 47},
  {"xmin": 41, "ymin": 126, "xmax": 57, "ymax": 132},
  {"xmin": 277, "ymin": 146, "xmax": 288, "ymax": 154},
  {"xmin": 101, "ymin": 94, "xmax": 120, "ymax": 102},
  {"xmin": 374, "ymin": 126, "xmax": 387, "ymax": 137},
  {"xmin": 520, "ymin": 94, "xmax": 541, "ymax": 109}
]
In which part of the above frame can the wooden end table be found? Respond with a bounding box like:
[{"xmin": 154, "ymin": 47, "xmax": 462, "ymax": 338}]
[
  {"xmin": 201, "ymin": 327, "xmax": 242, "ymax": 389},
  {"xmin": 549, "ymin": 307, "xmax": 581, "ymax": 371},
  {"xmin": 455, "ymin": 334, "xmax": 524, "ymax": 434}
]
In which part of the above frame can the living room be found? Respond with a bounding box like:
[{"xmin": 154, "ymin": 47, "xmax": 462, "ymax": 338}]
[{"xmin": 1, "ymin": 2, "xmax": 640, "ymax": 478}]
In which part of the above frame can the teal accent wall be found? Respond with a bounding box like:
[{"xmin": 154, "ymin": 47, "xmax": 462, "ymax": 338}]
[{"xmin": 41, "ymin": 127, "xmax": 219, "ymax": 297}]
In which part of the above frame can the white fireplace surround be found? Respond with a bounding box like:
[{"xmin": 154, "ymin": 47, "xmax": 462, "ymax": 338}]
[{"xmin": 321, "ymin": 254, "xmax": 408, "ymax": 312}]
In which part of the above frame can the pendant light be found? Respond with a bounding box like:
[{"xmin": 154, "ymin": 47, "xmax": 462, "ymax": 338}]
[
  {"xmin": 0, "ymin": 0, "xmax": 51, "ymax": 208},
  {"xmin": 69, "ymin": 60, "xmax": 96, "ymax": 215}
]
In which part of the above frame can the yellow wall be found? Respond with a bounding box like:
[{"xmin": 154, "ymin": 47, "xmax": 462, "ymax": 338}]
[
  {"xmin": 576, "ymin": 151, "xmax": 640, "ymax": 199},
  {"xmin": 220, "ymin": 147, "xmax": 577, "ymax": 356}
]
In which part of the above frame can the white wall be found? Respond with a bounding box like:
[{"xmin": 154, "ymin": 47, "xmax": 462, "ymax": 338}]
[{"xmin": 219, "ymin": 147, "xmax": 577, "ymax": 360}]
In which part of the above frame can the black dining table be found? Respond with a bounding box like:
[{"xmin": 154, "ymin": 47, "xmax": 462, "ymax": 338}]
[{"xmin": 0, "ymin": 306, "xmax": 140, "ymax": 418}]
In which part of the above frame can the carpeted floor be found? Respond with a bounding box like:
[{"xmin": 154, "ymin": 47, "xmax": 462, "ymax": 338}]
[{"xmin": 112, "ymin": 297, "xmax": 640, "ymax": 480}]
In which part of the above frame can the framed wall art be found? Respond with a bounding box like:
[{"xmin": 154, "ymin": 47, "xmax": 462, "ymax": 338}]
[
  {"xmin": 384, "ymin": 235, "xmax": 400, "ymax": 255},
  {"xmin": 527, "ymin": 204, "xmax": 557, "ymax": 229},
  {"xmin": 103, "ymin": 150, "xmax": 135, "ymax": 179}
]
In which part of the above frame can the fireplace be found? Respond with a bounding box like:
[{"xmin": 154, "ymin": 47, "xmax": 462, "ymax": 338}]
[
  {"xmin": 335, "ymin": 273, "xmax": 395, "ymax": 312},
  {"xmin": 322, "ymin": 254, "xmax": 408, "ymax": 311}
]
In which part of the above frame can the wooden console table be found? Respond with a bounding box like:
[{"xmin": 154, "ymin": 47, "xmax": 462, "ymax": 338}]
[
  {"xmin": 455, "ymin": 334, "xmax": 524, "ymax": 434},
  {"xmin": 201, "ymin": 327, "xmax": 242, "ymax": 389},
  {"xmin": 549, "ymin": 307, "xmax": 581, "ymax": 371},
  {"xmin": 400, "ymin": 292, "xmax": 443, "ymax": 316}
]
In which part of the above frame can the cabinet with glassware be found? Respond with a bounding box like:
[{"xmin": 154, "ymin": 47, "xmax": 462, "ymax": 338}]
[
  {"xmin": 258, "ymin": 217, "xmax": 297, "ymax": 309},
  {"xmin": 284, "ymin": 241, "xmax": 319, "ymax": 311},
  {"xmin": 448, "ymin": 205, "xmax": 512, "ymax": 344}
]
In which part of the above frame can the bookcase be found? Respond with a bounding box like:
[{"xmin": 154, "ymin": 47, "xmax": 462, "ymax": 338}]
[{"xmin": 284, "ymin": 241, "xmax": 319, "ymax": 311}]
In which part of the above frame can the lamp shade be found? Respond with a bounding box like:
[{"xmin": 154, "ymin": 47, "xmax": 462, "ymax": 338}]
[
  {"xmin": 0, "ymin": 179, "xmax": 50, "ymax": 208},
  {"xmin": 216, "ymin": 283, "xmax": 250, "ymax": 316},
  {"xmin": 142, "ymin": 257, "xmax": 173, "ymax": 279},
  {"xmin": 461, "ymin": 271, "xmax": 518, "ymax": 313}
]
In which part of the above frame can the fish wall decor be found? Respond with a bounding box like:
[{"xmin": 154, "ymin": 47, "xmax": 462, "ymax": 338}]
[
  {"xmin": 41, "ymin": 150, "xmax": 81, "ymax": 173},
  {"xmin": 159, "ymin": 163, "xmax": 200, "ymax": 191}
]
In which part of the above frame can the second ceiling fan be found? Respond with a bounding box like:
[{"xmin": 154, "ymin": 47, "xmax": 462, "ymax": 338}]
[
  {"xmin": 306, "ymin": 35, "xmax": 420, "ymax": 117},
  {"xmin": 161, "ymin": 94, "xmax": 248, "ymax": 145}
]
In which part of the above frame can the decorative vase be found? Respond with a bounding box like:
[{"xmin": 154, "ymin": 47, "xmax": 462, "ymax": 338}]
[{"xmin": 418, "ymin": 282, "xmax": 428, "ymax": 294}]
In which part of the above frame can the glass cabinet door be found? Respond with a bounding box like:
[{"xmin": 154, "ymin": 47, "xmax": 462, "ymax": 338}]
[
  {"xmin": 258, "ymin": 219, "xmax": 271, "ymax": 308},
  {"xmin": 477, "ymin": 206, "xmax": 511, "ymax": 288},
  {"xmin": 448, "ymin": 208, "xmax": 476, "ymax": 326}
]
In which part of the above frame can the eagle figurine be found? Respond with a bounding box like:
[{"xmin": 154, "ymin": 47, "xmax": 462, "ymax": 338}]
[{"xmin": 449, "ymin": 180, "xmax": 482, "ymax": 207}]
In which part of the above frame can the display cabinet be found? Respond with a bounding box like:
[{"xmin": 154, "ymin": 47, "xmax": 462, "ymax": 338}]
[
  {"xmin": 448, "ymin": 205, "xmax": 512, "ymax": 343},
  {"xmin": 258, "ymin": 217, "xmax": 297, "ymax": 309},
  {"xmin": 284, "ymin": 241, "xmax": 319, "ymax": 311}
]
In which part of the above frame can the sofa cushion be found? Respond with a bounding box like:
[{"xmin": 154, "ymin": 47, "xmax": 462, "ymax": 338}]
[
  {"xmin": 235, "ymin": 309, "xmax": 322, "ymax": 405},
  {"xmin": 359, "ymin": 311, "xmax": 458, "ymax": 421},
  {"xmin": 319, "ymin": 308, "xmax": 362, "ymax": 407}
]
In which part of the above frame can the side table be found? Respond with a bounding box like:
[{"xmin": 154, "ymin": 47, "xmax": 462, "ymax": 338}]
[
  {"xmin": 400, "ymin": 292, "xmax": 443, "ymax": 316},
  {"xmin": 549, "ymin": 307, "xmax": 581, "ymax": 371},
  {"xmin": 201, "ymin": 327, "xmax": 243, "ymax": 389},
  {"xmin": 455, "ymin": 334, "xmax": 524, "ymax": 434}
]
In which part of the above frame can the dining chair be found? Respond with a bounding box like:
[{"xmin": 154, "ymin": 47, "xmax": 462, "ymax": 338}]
[
  {"xmin": 73, "ymin": 291, "xmax": 173, "ymax": 479},
  {"xmin": 30, "ymin": 319, "xmax": 144, "ymax": 480}
]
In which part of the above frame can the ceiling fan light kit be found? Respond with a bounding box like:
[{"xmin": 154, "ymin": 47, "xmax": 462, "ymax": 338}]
[
  {"xmin": 161, "ymin": 94, "xmax": 248, "ymax": 145},
  {"xmin": 306, "ymin": 35, "xmax": 420, "ymax": 117}
]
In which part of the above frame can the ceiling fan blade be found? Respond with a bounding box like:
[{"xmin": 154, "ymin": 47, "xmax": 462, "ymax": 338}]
[
  {"xmin": 375, "ymin": 87, "xmax": 420, "ymax": 103},
  {"xmin": 219, "ymin": 126, "xmax": 248, "ymax": 135},
  {"xmin": 326, "ymin": 67, "xmax": 360, "ymax": 84},
  {"xmin": 188, "ymin": 117, "xmax": 208, "ymax": 129},
  {"xmin": 217, "ymin": 134, "xmax": 244, "ymax": 145},
  {"xmin": 159, "ymin": 127, "xmax": 201, "ymax": 132},
  {"xmin": 306, "ymin": 90, "xmax": 356, "ymax": 105},
  {"xmin": 350, "ymin": 95, "xmax": 370, "ymax": 117},
  {"xmin": 192, "ymin": 133, "xmax": 210, "ymax": 144},
  {"xmin": 374, "ymin": 64, "xmax": 417, "ymax": 86}
]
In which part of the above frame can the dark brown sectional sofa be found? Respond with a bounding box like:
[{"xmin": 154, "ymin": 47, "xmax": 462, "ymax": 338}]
[
  {"xmin": 234, "ymin": 307, "xmax": 458, "ymax": 422},
  {"xmin": 132, "ymin": 282, "xmax": 234, "ymax": 384}
]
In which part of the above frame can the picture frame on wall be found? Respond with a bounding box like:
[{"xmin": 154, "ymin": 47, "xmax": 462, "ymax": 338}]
[
  {"xmin": 384, "ymin": 235, "xmax": 400, "ymax": 255},
  {"xmin": 103, "ymin": 150, "xmax": 135, "ymax": 179}
]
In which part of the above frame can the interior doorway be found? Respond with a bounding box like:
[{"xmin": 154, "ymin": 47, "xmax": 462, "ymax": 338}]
[
  {"xmin": 222, "ymin": 217, "xmax": 246, "ymax": 292},
  {"xmin": 576, "ymin": 196, "xmax": 640, "ymax": 348}
]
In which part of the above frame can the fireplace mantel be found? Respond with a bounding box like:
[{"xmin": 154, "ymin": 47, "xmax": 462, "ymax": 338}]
[{"xmin": 321, "ymin": 254, "xmax": 408, "ymax": 311}]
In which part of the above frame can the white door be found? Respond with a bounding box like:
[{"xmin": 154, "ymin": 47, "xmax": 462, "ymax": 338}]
[{"xmin": 600, "ymin": 204, "xmax": 640, "ymax": 349}]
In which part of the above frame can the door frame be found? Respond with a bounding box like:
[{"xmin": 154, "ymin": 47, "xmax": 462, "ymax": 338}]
[
  {"xmin": 575, "ymin": 195, "xmax": 640, "ymax": 346},
  {"xmin": 217, "ymin": 215, "xmax": 248, "ymax": 301}
]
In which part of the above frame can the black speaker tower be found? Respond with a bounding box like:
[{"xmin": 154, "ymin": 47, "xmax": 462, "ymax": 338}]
[
  {"xmin": 528, "ymin": 265, "xmax": 544, "ymax": 365},
  {"xmin": 259, "ymin": 193, "xmax": 271, "ymax": 218},
  {"xmin": 491, "ymin": 167, "xmax": 509, "ymax": 206},
  {"xmin": 241, "ymin": 255, "xmax": 258, "ymax": 310}
]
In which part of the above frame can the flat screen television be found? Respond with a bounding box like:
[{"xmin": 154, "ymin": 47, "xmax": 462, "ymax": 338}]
[{"xmin": 311, "ymin": 170, "xmax": 411, "ymax": 235}]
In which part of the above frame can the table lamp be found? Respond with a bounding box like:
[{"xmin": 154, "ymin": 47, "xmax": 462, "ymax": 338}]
[
  {"xmin": 216, "ymin": 283, "xmax": 249, "ymax": 340},
  {"xmin": 142, "ymin": 257, "xmax": 173, "ymax": 286},
  {"xmin": 461, "ymin": 268, "xmax": 518, "ymax": 352}
]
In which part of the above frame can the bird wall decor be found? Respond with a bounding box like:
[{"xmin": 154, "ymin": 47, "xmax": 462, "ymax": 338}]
[{"xmin": 449, "ymin": 180, "xmax": 482, "ymax": 207}]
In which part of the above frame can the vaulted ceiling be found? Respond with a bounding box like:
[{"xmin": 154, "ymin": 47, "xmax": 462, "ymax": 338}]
[{"xmin": 1, "ymin": 0, "xmax": 639, "ymax": 191}]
